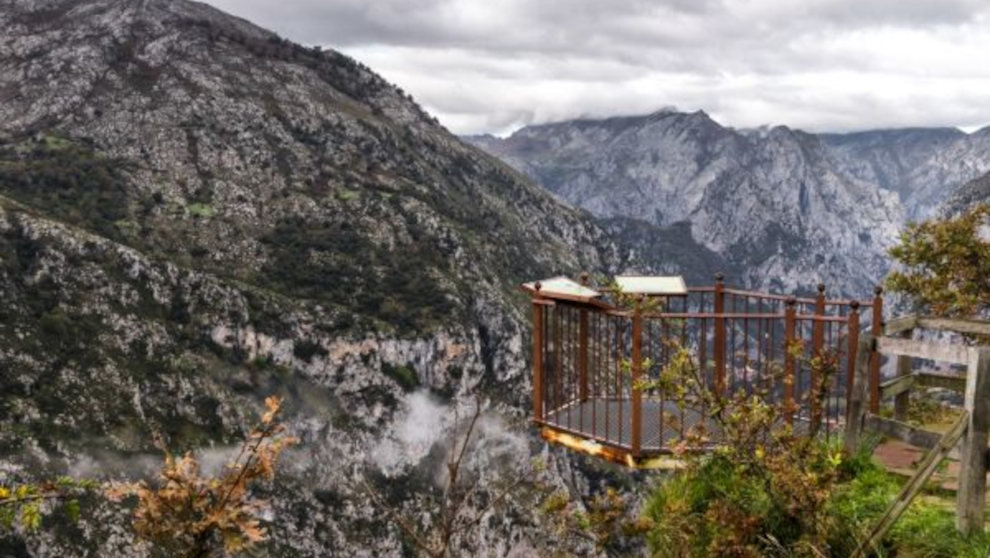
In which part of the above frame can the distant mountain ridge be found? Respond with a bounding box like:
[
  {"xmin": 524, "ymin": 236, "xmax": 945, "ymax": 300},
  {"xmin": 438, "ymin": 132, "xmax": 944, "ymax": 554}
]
[{"xmin": 466, "ymin": 111, "xmax": 990, "ymax": 295}]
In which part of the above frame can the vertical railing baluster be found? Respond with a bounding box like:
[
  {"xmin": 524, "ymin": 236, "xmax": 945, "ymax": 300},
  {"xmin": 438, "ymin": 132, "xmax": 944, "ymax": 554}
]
[
  {"xmin": 532, "ymin": 283, "xmax": 544, "ymax": 422},
  {"xmin": 714, "ymin": 273, "xmax": 726, "ymax": 397},
  {"xmin": 631, "ymin": 297, "xmax": 643, "ymax": 456},
  {"xmin": 870, "ymin": 286, "xmax": 884, "ymax": 414},
  {"xmin": 811, "ymin": 284, "xmax": 826, "ymax": 431},
  {"xmin": 784, "ymin": 297, "xmax": 797, "ymax": 425},
  {"xmin": 846, "ymin": 301, "xmax": 861, "ymax": 422}
]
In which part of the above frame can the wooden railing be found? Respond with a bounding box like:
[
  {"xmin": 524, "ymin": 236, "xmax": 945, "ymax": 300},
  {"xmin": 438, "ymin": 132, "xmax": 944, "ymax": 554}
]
[{"xmin": 844, "ymin": 316, "xmax": 990, "ymax": 537}]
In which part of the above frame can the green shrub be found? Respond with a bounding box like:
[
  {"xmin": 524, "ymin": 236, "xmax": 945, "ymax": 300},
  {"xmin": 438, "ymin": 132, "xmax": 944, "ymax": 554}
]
[
  {"xmin": 382, "ymin": 362, "xmax": 419, "ymax": 392},
  {"xmin": 187, "ymin": 203, "xmax": 214, "ymax": 218}
]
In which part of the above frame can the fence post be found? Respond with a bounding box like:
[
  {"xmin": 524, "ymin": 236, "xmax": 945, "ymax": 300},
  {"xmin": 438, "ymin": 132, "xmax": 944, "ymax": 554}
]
[
  {"xmin": 532, "ymin": 283, "xmax": 544, "ymax": 422},
  {"xmin": 578, "ymin": 272, "xmax": 590, "ymax": 403},
  {"xmin": 870, "ymin": 286, "xmax": 884, "ymax": 414},
  {"xmin": 846, "ymin": 301, "xmax": 861, "ymax": 422},
  {"xmin": 631, "ymin": 296, "xmax": 643, "ymax": 456},
  {"xmin": 893, "ymin": 328, "xmax": 913, "ymax": 422},
  {"xmin": 957, "ymin": 347, "xmax": 990, "ymax": 535},
  {"xmin": 843, "ymin": 336, "xmax": 874, "ymax": 453},
  {"xmin": 784, "ymin": 297, "xmax": 797, "ymax": 425},
  {"xmin": 811, "ymin": 284, "xmax": 826, "ymax": 430}
]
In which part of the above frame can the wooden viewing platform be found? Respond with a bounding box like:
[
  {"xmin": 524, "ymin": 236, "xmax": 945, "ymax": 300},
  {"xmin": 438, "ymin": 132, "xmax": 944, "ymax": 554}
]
[{"xmin": 524, "ymin": 274, "xmax": 884, "ymax": 467}]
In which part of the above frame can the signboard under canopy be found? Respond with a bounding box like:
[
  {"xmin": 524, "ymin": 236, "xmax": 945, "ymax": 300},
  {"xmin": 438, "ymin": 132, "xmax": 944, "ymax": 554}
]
[{"xmin": 614, "ymin": 275, "xmax": 687, "ymax": 296}]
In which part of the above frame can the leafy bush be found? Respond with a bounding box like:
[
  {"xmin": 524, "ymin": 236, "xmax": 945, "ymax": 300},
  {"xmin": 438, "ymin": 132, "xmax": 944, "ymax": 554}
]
[
  {"xmin": 638, "ymin": 340, "xmax": 844, "ymax": 557},
  {"xmin": 886, "ymin": 203, "xmax": 990, "ymax": 317}
]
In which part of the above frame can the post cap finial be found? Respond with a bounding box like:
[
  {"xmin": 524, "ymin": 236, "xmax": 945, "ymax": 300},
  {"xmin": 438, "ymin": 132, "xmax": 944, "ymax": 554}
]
[
  {"xmin": 714, "ymin": 272, "xmax": 725, "ymax": 282},
  {"xmin": 579, "ymin": 271, "xmax": 589, "ymax": 285},
  {"xmin": 534, "ymin": 281, "xmax": 542, "ymax": 292},
  {"xmin": 785, "ymin": 296, "xmax": 797, "ymax": 306},
  {"xmin": 874, "ymin": 285, "xmax": 884, "ymax": 296},
  {"xmin": 850, "ymin": 300, "xmax": 860, "ymax": 309},
  {"xmin": 817, "ymin": 283, "xmax": 826, "ymax": 293}
]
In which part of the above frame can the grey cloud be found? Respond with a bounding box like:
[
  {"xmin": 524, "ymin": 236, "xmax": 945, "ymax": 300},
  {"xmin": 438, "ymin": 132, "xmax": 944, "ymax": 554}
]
[
  {"xmin": 204, "ymin": 0, "xmax": 985, "ymax": 50},
  {"xmin": 202, "ymin": 0, "xmax": 990, "ymax": 135}
]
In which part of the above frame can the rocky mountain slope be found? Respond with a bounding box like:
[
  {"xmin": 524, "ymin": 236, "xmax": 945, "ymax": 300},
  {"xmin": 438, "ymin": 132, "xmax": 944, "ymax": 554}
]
[
  {"xmin": 823, "ymin": 127, "xmax": 990, "ymax": 218},
  {"xmin": 469, "ymin": 111, "xmax": 990, "ymax": 296},
  {"xmin": 470, "ymin": 110, "xmax": 910, "ymax": 294},
  {"xmin": 942, "ymin": 170, "xmax": 990, "ymax": 216},
  {"xmin": 0, "ymin": 1, "xmax": 629, "ymax": 555}
]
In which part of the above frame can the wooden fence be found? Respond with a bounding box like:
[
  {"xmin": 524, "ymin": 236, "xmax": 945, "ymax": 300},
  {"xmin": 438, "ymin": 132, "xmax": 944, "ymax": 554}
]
[{"xmin": 844, "ymin": 316, "xmax": 990, "ymax": 537}]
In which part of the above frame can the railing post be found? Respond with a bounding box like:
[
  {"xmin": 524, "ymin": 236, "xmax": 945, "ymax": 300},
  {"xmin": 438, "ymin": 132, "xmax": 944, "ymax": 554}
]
[
  {"xmin": 579, "ymin": 272, "xmax": 590, "ymax": 402},
  {"xmin": 811, "ymin": 284, "xmax": 826, "ymax": 430},
  {"xmin": 957, "ymin": 347, "xmax": 990, "ymax": 535},
  {"xmin": 870, "ymin": 286, "xmax": 884, "ymax": 414},
  {"xmin": 784, "ymin": 297, "xmax": 797, "ymax": 425},
  {"xmin": 714, "ymin": 273, "xmax": 726, "ymax": 397},
  {"xmin": 843, "ymin": 336, "xmax": 873, "ymax": 453},
  {"xmin": 846, "ymin": 301, "xmax": 861, "ymax": 422},
  {"xmin": 532, "ymin": 282, "xmax": 544, "ymax": 423},
  {"xmin": 631, "ymin": 296, "xmax": 643, "ymax": 456}
]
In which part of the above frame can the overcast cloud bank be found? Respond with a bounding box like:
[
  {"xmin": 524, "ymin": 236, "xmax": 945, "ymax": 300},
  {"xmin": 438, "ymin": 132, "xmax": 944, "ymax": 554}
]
[{"xmin": 204, "ymin": 0, "xmax": 990, "ymax": 135}]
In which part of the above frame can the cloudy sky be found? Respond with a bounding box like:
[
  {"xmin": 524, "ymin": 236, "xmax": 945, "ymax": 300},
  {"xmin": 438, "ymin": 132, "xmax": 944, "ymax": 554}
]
[{"xmin": 203, "ymin": 0, "xmax": 990, "ymax": 136}]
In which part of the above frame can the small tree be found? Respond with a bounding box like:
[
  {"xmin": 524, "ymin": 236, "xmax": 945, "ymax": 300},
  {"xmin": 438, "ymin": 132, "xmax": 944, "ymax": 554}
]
[
  {"xmin": 886, "ymin": 203, "xmax": 990, "ymax": 317},
  {"xmin": 107, "ymin": 396, "xmax": 297, "ymax": 557}
]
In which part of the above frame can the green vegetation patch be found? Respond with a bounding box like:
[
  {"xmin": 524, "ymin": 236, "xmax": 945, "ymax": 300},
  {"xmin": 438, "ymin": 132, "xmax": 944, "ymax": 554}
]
[
  {"xmin": 382, "ymin": 362, "xmax": 419, "ymax": 391},
  {"xmin": 259, "ymin": 216, "xmax": 462, "ymax": 334},
  {"xmin": 0, "ymin": 135, "xmax": 133, "ymax": 241},
  {"xmin": 644, "ymin": 442, "xmax": 990, "ymax": 558},
  {"xmin": 186, "ymin": 202, "xmax": 215, "ymax": 218}
]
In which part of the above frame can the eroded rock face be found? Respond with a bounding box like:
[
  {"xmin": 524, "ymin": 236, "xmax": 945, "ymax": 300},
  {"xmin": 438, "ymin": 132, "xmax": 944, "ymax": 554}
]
[
  {"xmin": 470, "ymin": 111, "xmax": 990, "ymax": 296},
  {"xmin": 0, "ymin": 1, "xmax": 628, "ymax": 555},
  {"xmin": 942, "ymin": 170, "xmax": 990, "ymax": 216}
]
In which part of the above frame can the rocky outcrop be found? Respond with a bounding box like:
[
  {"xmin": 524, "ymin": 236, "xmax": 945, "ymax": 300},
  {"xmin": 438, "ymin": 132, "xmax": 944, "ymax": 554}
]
[
  {"xmin": 0, "ymin": 1, "xmax": 631, "ymax": 555},
  {"xmin": 823, "ymin": 127, "xmax": 990, "ymax": 218},
  {"xmin": 942, "ymin": 170, "xmax": 990, "ymax": 216}
]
